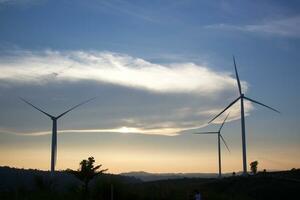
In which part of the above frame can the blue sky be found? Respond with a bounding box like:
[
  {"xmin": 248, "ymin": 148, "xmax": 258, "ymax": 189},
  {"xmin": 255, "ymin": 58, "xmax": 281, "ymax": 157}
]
[{"xmin": 0, "ymin": 0, "xmax": 299, "ymax": 173}]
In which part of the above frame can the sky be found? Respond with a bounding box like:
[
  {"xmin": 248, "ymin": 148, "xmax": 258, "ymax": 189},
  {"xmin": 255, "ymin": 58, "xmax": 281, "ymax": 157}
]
[{"xmin": 0, "ymin": 0, "xmax": 299, "ymax": 174}]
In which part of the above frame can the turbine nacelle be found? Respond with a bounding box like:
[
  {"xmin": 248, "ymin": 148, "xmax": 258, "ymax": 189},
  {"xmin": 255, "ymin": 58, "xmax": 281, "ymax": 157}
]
[
  {"xmin": 195, "ymin": 112, "xmax": 231, "ymax": 153},
  {"xmin": 20, "ymin": 96, "xmax": 96, "ymax": 173},
  {"xmin": 208, "ymin": 56, "xmax": 280, "ymax": 175},
  {"xmin": 193, "ymin": 112, "xmax": 231, "ymax": 177}
]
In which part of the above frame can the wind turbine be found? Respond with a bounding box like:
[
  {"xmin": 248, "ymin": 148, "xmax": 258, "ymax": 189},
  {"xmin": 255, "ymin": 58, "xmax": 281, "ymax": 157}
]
[
  {"xmin": 194, "ymin": 113, "xmax": 231, "ymax": 178},
  {"xmin": 20, "ymin": 97, "xmax": 96, "ymax": 173},
  {"xmin": 208, "ymin": 56, "xmax": 280, "ymax": 175}
]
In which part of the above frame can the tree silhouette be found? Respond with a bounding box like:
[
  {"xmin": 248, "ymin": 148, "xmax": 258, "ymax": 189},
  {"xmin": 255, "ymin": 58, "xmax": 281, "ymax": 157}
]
[
  {"xmin": 250, "ymin": 161, "xmax": 258, "ymax": 175},
  {"xmin": 67, "ymin": 156, "xmax": 108, "ymax": 199}
]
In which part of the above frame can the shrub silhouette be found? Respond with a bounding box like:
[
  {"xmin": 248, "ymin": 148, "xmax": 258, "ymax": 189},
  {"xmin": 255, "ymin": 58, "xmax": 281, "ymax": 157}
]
[
  {"xmin": 67, "ymin": 156, "xmax": 107, "ymax": 199},
  {"xmin": 250, "ymin": 161, "xmax": 258, "ymax": 175}
]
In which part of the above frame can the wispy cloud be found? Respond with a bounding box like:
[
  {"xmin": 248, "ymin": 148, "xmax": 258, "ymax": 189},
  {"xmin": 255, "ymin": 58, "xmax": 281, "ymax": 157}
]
[
  {"xmin": 205, "ymin": 16, "xmax": 300, "ymax": 38},
  {"xmin": 98, "ymin": 0, "xmax": 156, "ymax": 22},
  {"xmin": 0, "ymin": 50, "xmax": 247, "ymax": 95},
  {"xmin": 0, "ymin": 99, "xmax": 253, "ymax": 136},
  {"xmin": 0, "ymin": 126, "xmax": 185, "ymax": 137},
  {"xmin": 82, "ymin": 0, "xmax": 160, "ymax": 23},
  {"xmin": 0, "ymin": 50, "xmax": 254, "ymax": 136}
]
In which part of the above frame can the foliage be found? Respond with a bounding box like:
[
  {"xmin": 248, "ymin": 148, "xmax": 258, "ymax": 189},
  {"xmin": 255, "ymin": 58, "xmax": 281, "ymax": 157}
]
[
  {"xmin": 1, "ymin": 166, "xmax": 300, "ymax": 200},
  {"xmin": 66, "ymin": 156, "xmax": 107, "ymax": 199},
  {"xmin": 250, "ymin": 161, "xmax": 258, "ymax": 174}
]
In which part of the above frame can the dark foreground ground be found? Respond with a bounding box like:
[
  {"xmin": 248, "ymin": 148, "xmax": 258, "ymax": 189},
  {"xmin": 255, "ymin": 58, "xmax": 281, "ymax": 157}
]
[{"xmin": 0, "ymin": 166, "xmax": 299, "ymax": 200}]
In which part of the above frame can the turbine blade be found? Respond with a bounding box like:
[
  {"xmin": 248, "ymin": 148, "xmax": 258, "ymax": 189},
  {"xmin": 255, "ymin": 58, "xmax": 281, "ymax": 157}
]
[
  {"xmin": 218, "ymin": 112, "xmax": 230, "ymax": 132},
  {"xmin": 208, "ymin": 97, "xmax": 240, "ymax": 124},
  {"xmin": 20, "ymin": 97, "xmax": 53, "ymax": 118},
  {"xmin": 193, "ymin": 132, "xmax": 219, "ymax": 134},
  {"xmin": 220, "ymin": 134, "xmax": 230, "ymax": 153},
  {"xmin": 233, "ymin": 56, "xmax": 242, "ymax": 95},
  {"xmin": 244, "ymin": 96, "xmax": 280, "ymax": 114},
  {"xmin": 56, "ymin": 97, "xmax": 97, "ymax": 119}
]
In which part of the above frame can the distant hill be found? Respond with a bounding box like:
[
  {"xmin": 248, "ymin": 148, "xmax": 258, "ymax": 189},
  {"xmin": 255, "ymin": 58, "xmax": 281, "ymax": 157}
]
[
  {"xmin": 0, "ymin": 166, "xmax": 80, "ymax": 192},
  {"xmin": 131, "ymin": 169, "xmax": 300, "ymax": 200},
  {"xmin": 120, "ymin": 171, "xmax": 232, "ymax": 181},
  {"xmin": 0, "ymin": 166, "xmax": 140, "ymax": 192},
  {"xmin": 1, "ymin": 166, "xmax": 300, "ymax": 200}
]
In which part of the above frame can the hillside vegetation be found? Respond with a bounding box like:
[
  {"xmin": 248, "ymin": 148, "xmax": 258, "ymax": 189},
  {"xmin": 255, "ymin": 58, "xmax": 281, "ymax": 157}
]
[{"xmin": 0, "ymin": 166, "xmax": 299, "ymax": 200}]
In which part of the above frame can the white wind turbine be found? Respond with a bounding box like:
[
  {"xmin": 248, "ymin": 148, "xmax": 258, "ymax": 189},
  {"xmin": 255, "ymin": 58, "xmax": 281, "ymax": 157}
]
[
  {"xmin": 208, "ymin": 56, "xmax": 280, "ymax": 175},
  {"xmin": 194, "ymin": 113, "xmax": 231, "ymax": 178},
  {"xmin": 20, "ymin": 97, "xmax": 96, "ymax": 173}
]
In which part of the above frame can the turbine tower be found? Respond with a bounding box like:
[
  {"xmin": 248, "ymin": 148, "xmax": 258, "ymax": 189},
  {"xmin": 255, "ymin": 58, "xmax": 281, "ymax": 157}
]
[
  {"xmin": 20, "ymin": 97, "xmax": 96, "ymax": 173},
  {"xmin": 194, "ymin": 113, "xmax": 230, "ymax": 178},
  {"xmin": 208, "ymin": 56, "xmax": 280, "ymax": 175}
]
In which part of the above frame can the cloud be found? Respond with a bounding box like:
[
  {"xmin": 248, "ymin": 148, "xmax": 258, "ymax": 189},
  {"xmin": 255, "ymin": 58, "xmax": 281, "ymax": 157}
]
[
  {"xmin": 0, "ymin": 126, "xmax": 184, "ymax": 137},
  {"xmin": 0, "ymin": 50, "xmax": 254, "ymax": 136},
  {"xmin": 205, "ymin": 16, "xmax": 300, "ymax": 38},
  {"xmin": 0, "ymin": 50, "xmax": 247, "ymax": 95},
  {"xmin": 94, "ymin": 0, "xmax": 157, "ymax": 22},
  {"xmin": 0, "ymin": 99, "xmax": 254, "ymax": 137}
]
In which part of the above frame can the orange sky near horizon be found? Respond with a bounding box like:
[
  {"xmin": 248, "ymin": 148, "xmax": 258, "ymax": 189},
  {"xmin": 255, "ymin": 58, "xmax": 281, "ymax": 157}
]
[{"xmin": 1, "ymin": 134, "xmax": 299, "ymax": 174}]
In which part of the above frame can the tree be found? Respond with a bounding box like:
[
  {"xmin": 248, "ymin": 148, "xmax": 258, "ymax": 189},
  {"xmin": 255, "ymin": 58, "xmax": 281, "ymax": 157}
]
[
  {"xmin": 250, "ymin": 161, "xmax": 258, "ymax": 175},
  {"xmin": 67, "ymin": 156, "xmax": 108, "ymax": 199}
]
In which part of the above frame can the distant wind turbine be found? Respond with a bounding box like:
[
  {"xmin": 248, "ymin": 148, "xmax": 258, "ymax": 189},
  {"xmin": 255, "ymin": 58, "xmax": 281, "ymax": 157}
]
[
  {"xmin": 194, "ymin": 113, "xmax": 231, "ymax": 178},
  {"xmin": 20, "ymin": 97, "xmax": 96, "ymax": 173},
  {"xmin": 208, "ymin": 56, "xmax": 280, "ymax": 175}
]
